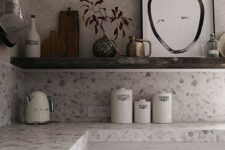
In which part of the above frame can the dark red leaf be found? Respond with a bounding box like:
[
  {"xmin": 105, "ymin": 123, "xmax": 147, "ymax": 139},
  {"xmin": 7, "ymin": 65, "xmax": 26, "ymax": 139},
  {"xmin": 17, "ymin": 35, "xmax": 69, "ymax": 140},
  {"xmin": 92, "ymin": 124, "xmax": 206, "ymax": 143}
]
[
  {"xmin": 112, "ymin": 9, "xmax": 116, "ymax": 17},
  {"xmin": 90, "ymin": 19, "xmax": 94, "ymax": 25},
  {"xmin": 80, "ymin": 0, "xmax": 93, "ymax": 5},
  {"xmin": 123, "ymin": 19, "xmax": 129, "ymax": 26},
  {"xmin": 98, "ymin": 17, "xmax": 107, "ymax": 21},
  {"xmin": 95, "ymin": 20, "xmax": 99, "ymax": 26},
  {"xmin": 94, "ymin": 0, "xmax": 103, "ymax": 6},
  {"xmin": 128, "ymin": 18, "xmax": 133, "ymax": 22},
  {"xmin": 85, "ymin": 17, "xmax": 91, "ymax": 26},
  {"xmin": 114, "ymin": 27, "xmax": 118, "ymax": 36},
  {"xmin": 118, "ymin": 11, "xmax": 123, "ymax": 17},
  {"xmin": 94, "ymin": 25, "xmax": 98, "ymax": 34},
  {"xmin": 114, "ymin": 27, "xmax": 119, "ymax": 40},
  {"xmin": 115, "ymin": 7, "xmax": 118, "ymax": 13},
  {"xmin": 92, "ymin": 15, "xmax": 99, "ymax": 26},
  {"xmin": 80, "ymin": 0, "xmax": 89, "ymax": 2},
  {"xmin": 81, "ymin": 4, "xmax": 90, "ymax": 9},
  {"xmin": 93, "ymin": 15, "xmax": 97, "ymax": 21},
  {"xmin": 110, "ymin": 17, "xmax": 116, "ymax": 23},
  {"xmin": 122, "ymin": 30, "xmax": 126, "ymax": 38},
  {"xmin": 128, "ymin": 18, "xmax": 134, "ymax": 25},
  {"xmin": 119, "ymin": 22, "xmax": 123, "ymax": 30},
  {"xmin": 83, "ymin": 9, "xmax": 89, "ymax": 20}
]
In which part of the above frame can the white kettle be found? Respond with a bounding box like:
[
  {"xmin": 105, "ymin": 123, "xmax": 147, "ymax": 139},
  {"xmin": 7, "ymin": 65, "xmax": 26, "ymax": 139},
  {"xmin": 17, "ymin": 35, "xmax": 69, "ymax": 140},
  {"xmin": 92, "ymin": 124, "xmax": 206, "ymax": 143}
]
[{"xmin": 25, "ymin": 91, "xmax": 54, "ymax": 124}]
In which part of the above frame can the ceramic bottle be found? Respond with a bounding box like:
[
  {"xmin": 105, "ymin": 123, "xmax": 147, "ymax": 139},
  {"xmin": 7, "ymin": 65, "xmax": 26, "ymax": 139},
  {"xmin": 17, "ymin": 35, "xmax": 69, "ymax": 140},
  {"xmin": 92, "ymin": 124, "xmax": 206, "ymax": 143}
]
[
  {"xmin": 25, "ymin": 15, "xmax": 41, "ymax": 57},
  {"xmin": 207, "ymin": 34, "xmax": 219, "ymax": 58}
]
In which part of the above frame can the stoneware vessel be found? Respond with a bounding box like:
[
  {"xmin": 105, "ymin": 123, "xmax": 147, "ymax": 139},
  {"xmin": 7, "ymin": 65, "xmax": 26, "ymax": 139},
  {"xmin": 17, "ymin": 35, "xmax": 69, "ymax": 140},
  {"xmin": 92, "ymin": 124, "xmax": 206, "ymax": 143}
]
[
  {"xmin": 25, "ymin": 91, "xmax": 54, "ymax": 124},
  {"xmin": 111, "ymin": 88, "xmax": 133, "ymax": 124}
]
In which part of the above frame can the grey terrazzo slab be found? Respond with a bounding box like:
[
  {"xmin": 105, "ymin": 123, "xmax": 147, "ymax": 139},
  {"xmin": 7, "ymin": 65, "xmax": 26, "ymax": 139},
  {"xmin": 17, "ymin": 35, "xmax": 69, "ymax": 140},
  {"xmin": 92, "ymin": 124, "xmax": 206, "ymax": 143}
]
[
  {"xmin": 1, "ymin": 123, "xmax": 225, "ymax": 150},
  {"xmin": 0, "ymin": 62, "xmax": 24, "ymax": 127},
  {"xmin": 88, "ymin": 123, "xmax": 225, "ymax": 142},
  {"xmin": 23, "ymin": 71, "xmax": 225, "ymax": 123},
  {"xmin": 88, "ymin": 142, "xmax": 225, "ymax": 150},
  {"xmin": 0, "ymin": 123, "xmax": 88, "ymax": 150}
]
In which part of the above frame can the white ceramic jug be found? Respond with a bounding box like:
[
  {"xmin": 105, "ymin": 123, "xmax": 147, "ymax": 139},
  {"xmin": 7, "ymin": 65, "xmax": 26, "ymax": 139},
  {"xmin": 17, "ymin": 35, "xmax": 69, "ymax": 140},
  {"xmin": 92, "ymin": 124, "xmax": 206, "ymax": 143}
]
[{"xmin": 25, "ymin": 91, "xmax": 53, "ymax": 124}]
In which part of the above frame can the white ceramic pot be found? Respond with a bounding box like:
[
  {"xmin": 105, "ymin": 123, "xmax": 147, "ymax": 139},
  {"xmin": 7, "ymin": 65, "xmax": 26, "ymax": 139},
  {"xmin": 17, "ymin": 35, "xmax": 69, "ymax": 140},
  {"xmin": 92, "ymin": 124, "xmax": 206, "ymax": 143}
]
[
  {"xmin": 134, "ymin": 99, "xmax": 151, "ymax": 123},
  {"xmin": 25, "ymin": 91, "xmax": 53, "ymax": 124},
  {"xmin": 152, "ymin": 92, "xmax": 172, "ymax": 124},
  {"xmin": 111, "ymin": 88, "xmax": 133, "ymax": 124}
]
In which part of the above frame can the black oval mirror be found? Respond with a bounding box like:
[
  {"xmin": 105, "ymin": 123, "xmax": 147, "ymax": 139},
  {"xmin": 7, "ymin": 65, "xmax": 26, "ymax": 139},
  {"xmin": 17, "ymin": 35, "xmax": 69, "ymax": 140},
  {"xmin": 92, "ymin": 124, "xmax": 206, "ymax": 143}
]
[{"xmin": 148, "ymin": 0, "xmax": 205, "ymax": 54}]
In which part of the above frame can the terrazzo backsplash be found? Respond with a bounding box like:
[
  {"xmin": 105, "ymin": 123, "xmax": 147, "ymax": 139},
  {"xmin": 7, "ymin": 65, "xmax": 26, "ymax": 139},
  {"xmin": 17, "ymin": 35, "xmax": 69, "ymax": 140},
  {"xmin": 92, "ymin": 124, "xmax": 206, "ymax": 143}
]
[
  {"xmin": 0, "ymin": 62, "xmax": 24, "ymax": 127},
  {"xmin": 2, "ymin": 60, "xmax": 225, "ymax": 125},
  {"xmin": 22, "ymin": 71, "xmax": 225, "ymax": 123}
]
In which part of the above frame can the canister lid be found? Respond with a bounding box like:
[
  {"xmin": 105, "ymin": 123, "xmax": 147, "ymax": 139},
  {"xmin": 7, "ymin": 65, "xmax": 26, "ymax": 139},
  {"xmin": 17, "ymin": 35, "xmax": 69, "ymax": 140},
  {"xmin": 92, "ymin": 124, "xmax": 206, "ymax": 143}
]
[
  {"xmin": 135, "ymin": 99, "xmax": 151, "ymax": 104},
  {"xmin": 139, "ymin": 99, "xmax": 147, "ymax": 102},
  {"xmin": 153, "ymin": 92, "xmax": 173, "ymax": 100}
]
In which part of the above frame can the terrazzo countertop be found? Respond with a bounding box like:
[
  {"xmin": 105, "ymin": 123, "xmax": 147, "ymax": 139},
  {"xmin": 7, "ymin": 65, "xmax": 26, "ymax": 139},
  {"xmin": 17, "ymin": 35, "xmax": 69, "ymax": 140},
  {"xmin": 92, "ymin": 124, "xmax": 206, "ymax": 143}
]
[{"xmin": 1, "ymin": 123, "xmax": 225, "ymax": 150}]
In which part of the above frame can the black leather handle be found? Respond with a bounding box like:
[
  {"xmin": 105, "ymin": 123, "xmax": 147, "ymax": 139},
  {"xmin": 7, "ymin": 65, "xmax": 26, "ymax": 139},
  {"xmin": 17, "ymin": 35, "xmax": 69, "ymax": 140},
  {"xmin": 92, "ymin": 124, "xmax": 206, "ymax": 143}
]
[
  {"xmin": 0, "ymin": 26, "xmax": 16, "ymax": 47},
  {"xmin": 47, "ymin": 96, "xmax": 54, "ymax": 112}
]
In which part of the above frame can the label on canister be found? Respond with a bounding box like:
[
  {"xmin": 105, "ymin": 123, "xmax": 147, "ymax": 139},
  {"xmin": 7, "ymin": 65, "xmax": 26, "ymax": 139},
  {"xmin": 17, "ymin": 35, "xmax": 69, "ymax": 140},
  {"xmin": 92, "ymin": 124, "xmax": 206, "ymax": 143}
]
[{"xmin": 152, "ymin": 93, "xmax": 172, "ymax": 124}]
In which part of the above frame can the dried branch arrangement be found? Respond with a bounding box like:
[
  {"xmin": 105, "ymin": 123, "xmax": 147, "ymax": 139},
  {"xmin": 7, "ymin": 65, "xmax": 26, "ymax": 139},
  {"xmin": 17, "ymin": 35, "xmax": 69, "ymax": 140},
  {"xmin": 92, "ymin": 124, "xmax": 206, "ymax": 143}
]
[{"xmin": 80, "ymin": 0, "xmax": 133, "ymax": 40}]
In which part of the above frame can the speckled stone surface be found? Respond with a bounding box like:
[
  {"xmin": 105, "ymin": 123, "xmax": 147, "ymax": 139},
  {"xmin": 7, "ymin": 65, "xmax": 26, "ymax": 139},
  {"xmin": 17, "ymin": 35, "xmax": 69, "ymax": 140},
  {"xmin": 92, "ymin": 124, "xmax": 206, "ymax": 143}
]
[
  {"xmin": 23, "ymin": 71, "xmax": 225, "ymax": 123},
  {"xmin": 88, "ymin": 142, "xmax": 225, "ymax": 150},
  {"xmin": 1, "ymin": 123, "xmax": 225, "ymax": 150},
  {"xmin": 88, "ymin": 123, "xmax": 225, "ymax": 142},
  {"xmin": 0, "ymin": 123, "xmax": 88, "ymax": 150},
  {"xmin": 0, "ymin": 62, "xmax": 24, "ymax": 127}
]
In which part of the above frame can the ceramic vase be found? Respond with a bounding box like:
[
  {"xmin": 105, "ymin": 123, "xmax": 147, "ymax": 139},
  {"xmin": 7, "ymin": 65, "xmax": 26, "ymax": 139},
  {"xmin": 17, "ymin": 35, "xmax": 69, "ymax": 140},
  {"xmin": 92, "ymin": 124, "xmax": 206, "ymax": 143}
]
[{"xmin": 93, "ymin": 33, "xmax": 117, "ymax": 57}]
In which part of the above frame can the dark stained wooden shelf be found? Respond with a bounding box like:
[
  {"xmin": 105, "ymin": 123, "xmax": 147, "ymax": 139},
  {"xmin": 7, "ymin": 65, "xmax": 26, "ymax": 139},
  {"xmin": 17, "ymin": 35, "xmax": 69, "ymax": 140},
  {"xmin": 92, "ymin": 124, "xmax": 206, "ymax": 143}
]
[{"xmin": 10, "ymin": 57, "xmax": 225, "ymax": 69}]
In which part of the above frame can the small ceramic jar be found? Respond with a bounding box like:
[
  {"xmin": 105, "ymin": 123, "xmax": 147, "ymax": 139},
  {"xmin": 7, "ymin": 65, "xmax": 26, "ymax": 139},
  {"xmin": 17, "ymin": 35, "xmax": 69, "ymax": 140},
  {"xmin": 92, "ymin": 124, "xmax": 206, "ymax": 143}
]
[{"xmin": 134, "ymin": 99, "xmax": 151, "ymax": 123}]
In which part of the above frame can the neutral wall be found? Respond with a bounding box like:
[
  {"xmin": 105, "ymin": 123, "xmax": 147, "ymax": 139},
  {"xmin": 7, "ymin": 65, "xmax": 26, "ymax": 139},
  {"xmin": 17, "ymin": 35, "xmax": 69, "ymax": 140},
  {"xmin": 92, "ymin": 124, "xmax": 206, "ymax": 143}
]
[
  {"xmin": 0, "ymin": 62, "xmax": 24, "ymax": 126},
  {"xmin": 1, "ymin": 0, "xmax": 225, "ymax": 60},
  {"xmin": 18, "ymin": 0, "xmax": 141, "ymax": 58}
]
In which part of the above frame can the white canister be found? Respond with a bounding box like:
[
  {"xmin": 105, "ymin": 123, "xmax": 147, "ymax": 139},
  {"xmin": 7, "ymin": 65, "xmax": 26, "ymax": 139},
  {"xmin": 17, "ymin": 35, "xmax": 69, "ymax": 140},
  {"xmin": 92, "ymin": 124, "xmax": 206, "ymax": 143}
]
[
  {"xmin": 111, "ymin": 88, "xmax": 133, "ymax": 124},
  {"xmin": 152, "ymin": 93, "xmax": 172, "ymax": 124},
  {"xmin": 134, "ymin": 99, "xmax": 151, "ymax": 123}
]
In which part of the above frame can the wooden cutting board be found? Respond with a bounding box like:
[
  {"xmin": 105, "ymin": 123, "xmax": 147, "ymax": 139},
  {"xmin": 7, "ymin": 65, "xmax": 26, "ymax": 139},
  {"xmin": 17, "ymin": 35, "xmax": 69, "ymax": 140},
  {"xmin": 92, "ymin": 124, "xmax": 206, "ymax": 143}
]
[
  {"xmin": 59, "ymin": 8, "xmax": 79, "ymax": 57},
  {"xmin": 41, "ymin": 31, "xmax": 66, "ymax": 57}
]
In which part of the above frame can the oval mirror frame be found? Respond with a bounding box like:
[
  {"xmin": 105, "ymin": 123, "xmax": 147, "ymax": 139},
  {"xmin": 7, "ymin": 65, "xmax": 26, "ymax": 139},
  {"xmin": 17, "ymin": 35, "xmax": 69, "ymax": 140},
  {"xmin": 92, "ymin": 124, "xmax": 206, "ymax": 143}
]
[{"xmin": 147, "ymin": 0, "xmax": 205, "ymax": 54}]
